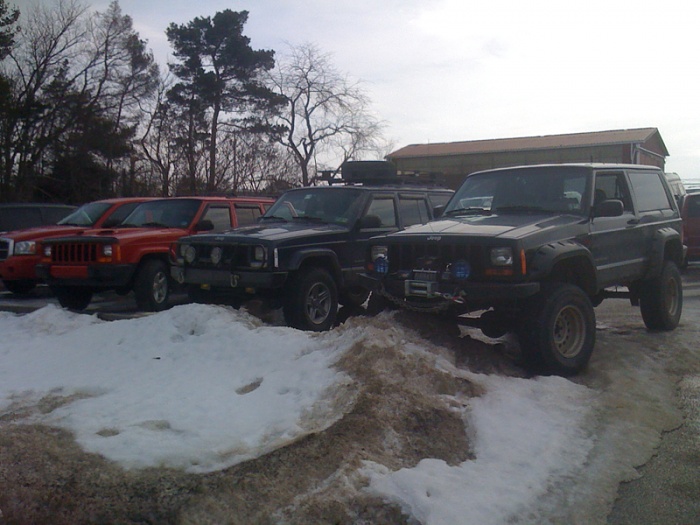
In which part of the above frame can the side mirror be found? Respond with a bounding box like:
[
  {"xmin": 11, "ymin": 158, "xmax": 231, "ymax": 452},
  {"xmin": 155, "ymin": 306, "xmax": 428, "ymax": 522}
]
[
  {"xmin": 195, "ymin": 219, "xmax": 214, "ymax": 232},
  {"xmin": 357, "ymin": 214, "xmax": 382, "ymax": 229},
  {"xmin": 433, "ymin": 204, "xmax": 445, "ymax": 218},
  {"xmin": 594, "ymin": 199, "xmax": 624, "ymax": 218}
]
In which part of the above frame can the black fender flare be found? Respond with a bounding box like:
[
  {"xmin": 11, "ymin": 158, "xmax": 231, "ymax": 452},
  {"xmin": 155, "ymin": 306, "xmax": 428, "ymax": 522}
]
[
  {"xmin": 528, "ymin": 240, "xmax": 597, "ymax": 295},
  {"xmin": 287, "ymin": 248, "xmax": 343, "ymax": 283},
  {"xmin": 644, "ymin": 227, "xmax": 684, "ymax": 279}
]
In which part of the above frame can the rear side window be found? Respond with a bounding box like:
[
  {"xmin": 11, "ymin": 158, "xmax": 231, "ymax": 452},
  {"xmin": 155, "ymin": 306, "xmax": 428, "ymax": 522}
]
[
  {"xmin": 235, "ymin": 204, "xmax": 263, "ymax": 226},
  {"xmin": 628, "ymin": 170, "xmax": 673, "ymax": 212},
  {"xmin": 365, "ymin": 196, "xmax": 397, "ymax": 227},
  {"xmin": 429, "ymin": 192, "xmax": 452, "ymax": 209},
  {"xmin": 399, "ymin": 196, "xmax": 430, "ymax": 227},
  {"xmin": 201, "ymin": 206, "xmax": 232, "ymax": 232}
]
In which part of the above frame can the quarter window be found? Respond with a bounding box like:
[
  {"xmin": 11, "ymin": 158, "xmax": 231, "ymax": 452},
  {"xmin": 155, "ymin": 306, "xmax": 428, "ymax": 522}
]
[
  {"xmin": 235, "ymin": 204, "xmax": 263, "ymax": 225},
  {"xmin": 628, "ymin": 171, "xmax": 673, "ymax": 212}
]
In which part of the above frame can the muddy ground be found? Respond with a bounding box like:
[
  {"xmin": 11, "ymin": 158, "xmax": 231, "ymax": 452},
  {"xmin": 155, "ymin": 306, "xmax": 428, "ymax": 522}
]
[{"xmin": 0, "ymin": 310, "xmax": 518, "ymax": 525}]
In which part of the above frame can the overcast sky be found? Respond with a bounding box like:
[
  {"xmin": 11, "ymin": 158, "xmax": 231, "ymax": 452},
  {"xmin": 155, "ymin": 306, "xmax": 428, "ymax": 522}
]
[{"xmin": 16, "ymin": 0, "xmax": 700, "ymax": 179}]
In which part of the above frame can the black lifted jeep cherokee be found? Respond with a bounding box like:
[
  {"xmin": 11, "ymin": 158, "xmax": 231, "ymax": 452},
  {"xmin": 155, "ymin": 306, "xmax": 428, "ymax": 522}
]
[
  {"xmin": 361, "ymin": 163, "xmax": 685, "ymax": 375},
  {"xmin": 171, "ymin": 161, "xmax": 453, "ymax": 331}
]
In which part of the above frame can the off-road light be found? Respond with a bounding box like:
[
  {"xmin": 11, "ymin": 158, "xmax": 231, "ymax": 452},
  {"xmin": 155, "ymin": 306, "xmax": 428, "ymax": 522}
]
[
  {"xmin": 210, "ymin": 246, "xmax": 223, "ymax": 265},
  {"xmin": 183, "ymin": 245, "xmax": 196, "ymax": 264},
  {"xmin": 374, "ymin": 255, "xmax": 389, "ymax": 275},
  {"xmin": 451, "ymin": 260, "xmax": 471, "ymax": 279},
  {"xmin": 14, "ymin": 241, "xmax": 36, "ymax": 255},
  {"xmin": 490, "ymin": 247, "xmax": 513, "ymax": 266}
]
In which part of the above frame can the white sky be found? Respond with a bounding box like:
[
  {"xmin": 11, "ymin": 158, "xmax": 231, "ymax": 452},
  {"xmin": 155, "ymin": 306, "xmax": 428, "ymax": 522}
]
[
  {"xmin": 14, "ymin": 0, "xmax": 700, "ymax": 178},
  {"xmin": 0, "ymin": 303, "xmax": 687, "ymax": 522}
]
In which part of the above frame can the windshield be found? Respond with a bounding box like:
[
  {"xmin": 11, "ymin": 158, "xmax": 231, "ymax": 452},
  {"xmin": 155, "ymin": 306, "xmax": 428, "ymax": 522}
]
[
  {"xmin": 58, "ymin": 202, "xmax": 112, "ymax": 226},
  {"xmin": 446, "ymin": 167, "xmax": 590, "ymax": 216},
  {"xmin": 262, "ymin": 187, "xmax": 364, "ymax": 226},
  {"xmin": 121, "ymin": 199, "xmax": 201, "ymax": 228}
]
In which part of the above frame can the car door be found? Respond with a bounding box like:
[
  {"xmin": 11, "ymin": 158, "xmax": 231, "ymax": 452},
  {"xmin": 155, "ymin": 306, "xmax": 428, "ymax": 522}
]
[{"xmin": 589, "ymin": 169, "xmax": 646, "ymax": 286}]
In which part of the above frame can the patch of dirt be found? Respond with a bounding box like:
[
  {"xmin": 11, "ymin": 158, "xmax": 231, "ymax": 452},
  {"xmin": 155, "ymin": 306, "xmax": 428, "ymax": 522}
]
[{"xmin": 0, "ymin": 313, "xmax": 512, "ymax": 524}]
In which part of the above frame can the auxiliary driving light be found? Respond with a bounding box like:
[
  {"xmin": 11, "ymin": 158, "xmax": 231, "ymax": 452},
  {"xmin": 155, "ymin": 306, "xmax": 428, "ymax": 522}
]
[
  {"xmin": 451, "ymin": 260, "xmax": 471, "ymax": 280},
  {"xmin": 374, "ymin": 255, "xmax": 389, "ymax": 275}
]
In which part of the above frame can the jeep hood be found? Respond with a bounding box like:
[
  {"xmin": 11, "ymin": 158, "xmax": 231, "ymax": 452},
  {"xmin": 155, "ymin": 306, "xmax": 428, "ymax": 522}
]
[
  {"xmin": 393, "ymin": 213, "xmax": 584, "ymax": 240},
  {"xmin": 186, "ymin": 221, "xmax": 349, "ymax": 244},
  {"xmin": 0, "ymin": 225, "xmax": 82, "ymax": 241}
]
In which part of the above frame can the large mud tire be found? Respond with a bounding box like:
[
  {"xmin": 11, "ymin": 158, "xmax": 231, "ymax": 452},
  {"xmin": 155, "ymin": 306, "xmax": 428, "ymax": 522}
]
[
  {"xmin": 52, "ymin": 286, "xmax": 93, "ymax": 311},
  {"xmin": 638, "ymin": 260, "xmax": 683, "ymax": 331},
  {"xmin": 518, "ymin": 283, "xmax": 596, "ymax": 376},
  {"xmin": 134, "ymin": 260, "xmax": 170, "ymax": 312},
  {"xmin": 283, "ymin": 268, "xmax": 338, "ymax": 331}
]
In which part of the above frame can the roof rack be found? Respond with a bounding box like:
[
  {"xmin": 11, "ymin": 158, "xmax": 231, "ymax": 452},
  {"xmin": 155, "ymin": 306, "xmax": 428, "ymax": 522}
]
[{"xmin": 320, "ymin": 161, "xmax": 447, "ymax": 187}]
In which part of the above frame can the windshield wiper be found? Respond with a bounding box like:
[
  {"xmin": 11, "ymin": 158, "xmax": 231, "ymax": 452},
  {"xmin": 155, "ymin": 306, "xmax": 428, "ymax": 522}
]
[
  {"xmin": 444, "ymin": 207, "xmax": 491, "ymax": 216},
  {"xmin": 293, "ymin": 215, "xmax": 327, "ymax": 223},
  {"xmin": 260, "ymin": 215, "xmax": 288, "ymax": 222},
  {"xmin": 141, "ymin": 221, "xmax": 169, "ymax": 228},
  {"xmin": 494, "ymin": 205, "xmax": 547, "ymax": 213}
]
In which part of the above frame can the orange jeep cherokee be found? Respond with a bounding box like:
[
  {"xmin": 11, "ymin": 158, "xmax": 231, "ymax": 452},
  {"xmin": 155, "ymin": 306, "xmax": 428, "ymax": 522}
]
[
  {"xmin": 36, "ymin": 196, "xmax": 274, "ymax": 311},
  {"xmin": 0, "ymin": 198, "xmax": 152, "ymax": 294}
]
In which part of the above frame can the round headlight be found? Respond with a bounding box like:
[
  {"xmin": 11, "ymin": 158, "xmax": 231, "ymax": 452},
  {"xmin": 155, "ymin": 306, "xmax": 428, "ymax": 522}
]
[
  {"xmin": 183, "ymin": 245, "xmax": 196, "ymax": 264},
  {"xmin": 210, "ymin": 246, "xmax": 223, "ymax": 265},
  {"xmin": 374, "ymin": 255, "xmax": 389, "ymax": 275},
  {"xmin": 451, "ymin": 260, "xmax": 471, "ymax": 280}
]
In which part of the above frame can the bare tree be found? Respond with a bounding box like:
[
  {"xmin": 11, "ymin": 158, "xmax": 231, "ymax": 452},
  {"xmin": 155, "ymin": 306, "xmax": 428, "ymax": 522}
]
[
  {"xmin": 0, "ymin": 0, "xmax": 157, "ymax": 202},
  {"xmin": 266, "ymin": 42, "xmax": 385, "ymax": 186}
]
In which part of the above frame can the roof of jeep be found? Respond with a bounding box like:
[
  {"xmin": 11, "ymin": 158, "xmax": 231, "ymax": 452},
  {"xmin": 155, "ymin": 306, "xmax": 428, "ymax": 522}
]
[{"xmin": 469, "ymin": 163, "xmax": 663, "ymax": 176}]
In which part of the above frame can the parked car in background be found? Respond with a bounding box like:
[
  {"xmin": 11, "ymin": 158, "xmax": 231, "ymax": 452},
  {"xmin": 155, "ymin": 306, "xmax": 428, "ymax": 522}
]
[
  {"xmin": 0, "ymin": 203, "xmax": 76, "ymax": 234},
  {"xmin": 172, "ymin": 161, "xmax": 453, "ymax": 331},
  {"xmin": 0, "ymin": 198, "xmax": 151, "ymax": 294},
  {"xmin": 663, "ymin": 172, "xmax": 686, "ymax": 206},
  {"xmin": 681, "ymin": 189, "xmax": 700, "ymax": 267},
  {"xmin": 37, "ymin": 196, "xmax": 275, "ymax": 311}
]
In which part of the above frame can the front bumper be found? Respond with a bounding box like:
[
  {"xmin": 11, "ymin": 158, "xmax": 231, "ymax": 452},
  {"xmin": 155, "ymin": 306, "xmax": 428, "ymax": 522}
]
[
  {"xmin": 360, "ymin": 272, "xmax": 540, "ymax": 305},
  {"xmin": 36, "ymin": 263, "xmax": 136, "ymax": 287},
  {"xmin": 171, "ymin": 266, "xmax": 288, "ymax": 290}
]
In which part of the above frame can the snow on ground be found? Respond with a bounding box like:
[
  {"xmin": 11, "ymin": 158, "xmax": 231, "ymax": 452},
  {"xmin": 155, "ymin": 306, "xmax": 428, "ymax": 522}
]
[{"xmin": 1, "ymin": 303, "xmax": 602, "ymax": 522}]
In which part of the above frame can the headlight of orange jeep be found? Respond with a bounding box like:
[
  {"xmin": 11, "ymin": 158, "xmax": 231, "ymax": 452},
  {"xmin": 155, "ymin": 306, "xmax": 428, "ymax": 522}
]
[{"xmin": 14, "ymin": 241, "xmax": 36, "ymax": 255}]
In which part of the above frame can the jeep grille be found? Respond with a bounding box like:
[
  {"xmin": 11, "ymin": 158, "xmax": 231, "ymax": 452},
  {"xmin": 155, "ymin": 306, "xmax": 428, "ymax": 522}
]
[
  {"xmin": 387, "ymin": 242, "xmax": 481, "ymax": 274},
  {"xmin": 187, "ymin": 244, "xmax": 257, "ymax": 269},
  {"xmin": 49, "ymin": 242, "xmax": 99, "ymax": 263}
]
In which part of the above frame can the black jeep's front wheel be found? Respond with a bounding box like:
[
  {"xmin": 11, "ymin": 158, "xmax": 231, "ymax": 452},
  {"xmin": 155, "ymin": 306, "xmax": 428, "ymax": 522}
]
[
  {"xmin": 52, "ymin": 286, "xmax": 93, "ymax": 311},
  {"xmin": 638, "ymin": 260, "xmax": 683, "ymax": 331},
  {"xmin": 134, "ymin": 260, "xmax": 170, "ymax": 312},
  {"xmin": 518, "ymin": 283, "xmax": 596, "ymax": 376},
  {"xmin": 283, "ymin": 268, "xmax": 338, "ymax": 331}
]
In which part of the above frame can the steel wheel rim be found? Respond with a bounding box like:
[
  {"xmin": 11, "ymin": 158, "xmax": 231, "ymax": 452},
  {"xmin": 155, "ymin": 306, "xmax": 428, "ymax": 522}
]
[
  {"xmin": 553, "ymin": 305, "xmax": 585, "ymax": 358},
  {"xmin": 664, "ymin": 275, "xmax": 680, "ymax": 317},
  {"xmin": 152, "ymin": 271, "xmax": 168, "ymax": 303},
  {"xmin": 305, "ymin": 282, "xmax": 331, "ymax": 324}
]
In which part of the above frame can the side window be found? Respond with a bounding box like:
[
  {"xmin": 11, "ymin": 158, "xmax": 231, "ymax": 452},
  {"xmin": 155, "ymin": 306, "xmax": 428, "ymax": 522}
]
[
  {"xmin": 201, "ymin": 206, "xmax": 232, "ymax": 232},
  {"xmin": 594, "ymin": 172, "xmax": 633, "ymax": 212},
  {"xmin": 235, "ymin": 204, "xmax": 263, "ymax": 226},
  {"xmin": 429, "ymin": 192, "xmax": 452, "ymax": 209},
  {"xmin": 364, "ymin": 196, "xmax": 397, "ymax": 228},
  {"xmin": 399, "ymin": 196, "xmax": 429, "ymax": 227},
  {"xmin": 628, "ymin": 171, "xmax": 673, "ymax": 212}
]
